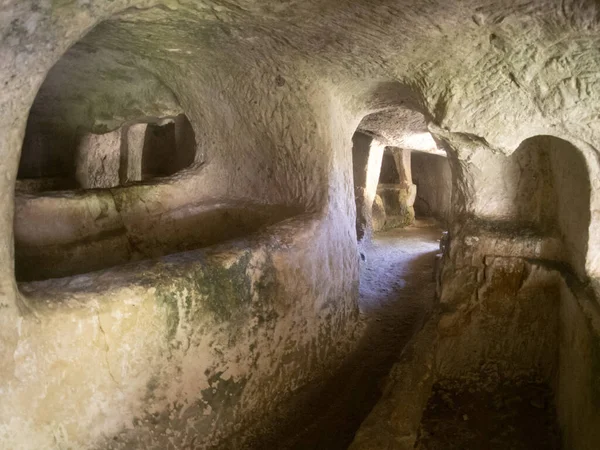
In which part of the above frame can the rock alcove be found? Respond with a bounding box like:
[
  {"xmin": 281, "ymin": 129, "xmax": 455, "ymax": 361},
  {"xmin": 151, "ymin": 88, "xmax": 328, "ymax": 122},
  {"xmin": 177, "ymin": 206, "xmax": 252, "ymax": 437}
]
[{"xmin": 1, "ymin": 2, "xmax": 600, "ymax": 450}]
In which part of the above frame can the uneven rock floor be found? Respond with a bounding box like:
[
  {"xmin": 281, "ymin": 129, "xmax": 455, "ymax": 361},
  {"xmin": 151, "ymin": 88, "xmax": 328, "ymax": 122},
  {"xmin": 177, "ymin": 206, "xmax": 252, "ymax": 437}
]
[
  {"xmin": 243, "ymin": 220, "xmax": 442, "ymax": 449},
  {"xmin": 417, "ymin": 379, "xmax": 561, "ymax": 450},
  {"xmin": 236, "ymin": 220, "xmax": 561, "ymax": 450}
]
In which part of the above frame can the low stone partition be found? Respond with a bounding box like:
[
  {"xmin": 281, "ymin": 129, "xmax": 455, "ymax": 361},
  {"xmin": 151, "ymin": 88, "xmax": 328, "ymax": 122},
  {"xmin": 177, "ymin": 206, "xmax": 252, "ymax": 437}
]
[
  {"xmin": 350, "ymin": 225, "xmax": 600, "ymax": 450},
  {"xmin": 15, "ymin": 185, "xmax": 300, "ymax": 281},
  {"xmin": 9, "ymin": 213, "xmax": 360, "ymax": 449},
  {"xmin": 348, "ymin": 317, "xmax": 439, "ymax": 450}
]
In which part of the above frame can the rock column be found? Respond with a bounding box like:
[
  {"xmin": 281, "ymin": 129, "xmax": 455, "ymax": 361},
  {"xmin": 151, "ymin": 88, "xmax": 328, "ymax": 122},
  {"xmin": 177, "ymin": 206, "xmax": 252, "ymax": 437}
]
[
  {"xmin": 393, "ymin": 148, "xmax": 417, "ymax": 225},
  {"xmin": 120, "ymin": 123, "xmax": 147, "ymax": 184},
  {"xmin": 376, "ymin": 147, "xmax": 416, "ymax": 229},
  {"xmin": 352, "ymin": 132, "xmax": 384, "ymax": 241}
]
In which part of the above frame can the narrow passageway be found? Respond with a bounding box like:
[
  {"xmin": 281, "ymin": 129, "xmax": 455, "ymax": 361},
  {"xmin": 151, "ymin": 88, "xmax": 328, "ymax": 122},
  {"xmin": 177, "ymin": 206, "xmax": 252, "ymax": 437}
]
[
  {"xmin": 4, "ymin": 4, "xmax": 600, "ymax": 448},
  {"xmin": 248, "ymin": 220, "xmax": 443, "ymax": 449},
  {"xmin": 359, "ymin": 219, "xmax": 441, "ymax": 318}
]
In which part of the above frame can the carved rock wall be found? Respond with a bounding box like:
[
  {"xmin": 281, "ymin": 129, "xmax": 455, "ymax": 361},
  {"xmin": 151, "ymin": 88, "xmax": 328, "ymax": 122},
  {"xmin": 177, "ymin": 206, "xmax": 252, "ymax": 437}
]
[{"xmin": 2, "ymin": 1, "xmax": 600, "ymax": 449}]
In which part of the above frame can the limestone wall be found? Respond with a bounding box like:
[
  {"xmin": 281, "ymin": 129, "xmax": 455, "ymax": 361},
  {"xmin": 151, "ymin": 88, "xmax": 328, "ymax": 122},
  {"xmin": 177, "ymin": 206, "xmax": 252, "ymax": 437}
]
[
  {"xmin": 546, "ymin": 138, "xmax": 592, "ymax": 279},
  {"xmin": 412, "ymin": 152, "xmax": 452, "ymax": 224},
  {"xmin": 3, "ymin": 1, "xmax": 600, "ymax": 449},
  {"xmin": 429, "ymin": 128, "xmax": 600, "ymax": 450},
  {"xmin": 0, "ymin": 3, "xmax": 362, "ymax": 448},
  {"xmin": 11, "ymin": 214, "xmax": 360, "ymax": 450}
]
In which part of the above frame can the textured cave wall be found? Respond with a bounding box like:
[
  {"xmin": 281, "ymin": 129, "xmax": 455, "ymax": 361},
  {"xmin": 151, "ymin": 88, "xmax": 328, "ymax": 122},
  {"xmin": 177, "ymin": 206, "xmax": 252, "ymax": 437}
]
[
  {"xmin": 431, "ymin": 129, "xmax": 599, "ymax": 450},
  {"xmin": 545, "ymin": 137, "xmax": 592, "ymax": 278},
  {"xmin": 440, "ymin": 135, "xmax": 556, "ymax": 230},
  {"xmin": 412, "ymin": 152, "xmax": 452, "ymax": 224},
  {"xmin": 1, "ymin": 3, "xmax": 363, "ymax": 448},
  {"xmin": 3, "ymin": 1, "xmax": 600, "ymax": 449},
  {"xmin": 545, "ymin": 138, "xmax": 598, "ymax": 450},
  {"xmin": 25, "ymin": 38, "xmax": 184, "ymax": 136}
]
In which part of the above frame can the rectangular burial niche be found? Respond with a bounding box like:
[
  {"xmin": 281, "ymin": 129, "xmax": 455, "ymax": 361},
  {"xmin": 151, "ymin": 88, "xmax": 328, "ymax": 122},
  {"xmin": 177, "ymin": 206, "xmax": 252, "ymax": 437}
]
[
  {"xmin": 14, "ymin": 112, "xmax": 199, "ymax": 283},
  {"xmin": 14, "ymin": 108, "xmax": 299, "ymax": 282},
  {"xmin": 15, "ymin": 100, "xmax": 300, "ymax": 282},
  {"xmin": 17, "ymin": 113, "xmax": 197, "ymax": 193},
  {"xmin": 16, "ymin": 117, "xmax": 80, "ymax": 193},
  {"xmin": 14, "ymin": 33, "xmax": 302, "ymax": 284},
  {"xmin": 375, "ymin": 148, "xmax": 416, "ymax": 229},
  {"xmin": 378, "ymin": 150, "xmax": 400, "ymax": 184}
]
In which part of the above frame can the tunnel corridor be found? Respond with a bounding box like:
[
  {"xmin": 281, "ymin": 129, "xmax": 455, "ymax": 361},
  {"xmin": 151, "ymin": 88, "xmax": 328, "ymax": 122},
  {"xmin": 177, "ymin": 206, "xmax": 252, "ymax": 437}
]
[
  {"xmin": 2, "ymin": 1, "xmax": 600, "ymax": 449},
  {"xmin": 238, "ymin": 221, "xmax": 443, "ymax": 449}
]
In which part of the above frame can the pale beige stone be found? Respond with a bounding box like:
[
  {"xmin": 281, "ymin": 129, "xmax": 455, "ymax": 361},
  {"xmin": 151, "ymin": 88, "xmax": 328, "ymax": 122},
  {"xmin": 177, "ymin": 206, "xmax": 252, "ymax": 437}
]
[
  {"xmin": 0, "ymin": 1, "xmax": 599, "ymax": 449},
  {"xmin": 120, "ymin": 123, "xmax": 147, "ymax": 184},
  {"xmin": 76, "ymin": 130, "xmax": 121, "ymax": 189}
]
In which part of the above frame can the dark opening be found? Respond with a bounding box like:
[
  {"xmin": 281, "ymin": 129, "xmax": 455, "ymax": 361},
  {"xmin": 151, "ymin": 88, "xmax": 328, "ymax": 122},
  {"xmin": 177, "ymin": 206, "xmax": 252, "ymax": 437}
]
[{"xmin": 142, "ymin": 115, "xmax": 196, "ymax": 179}]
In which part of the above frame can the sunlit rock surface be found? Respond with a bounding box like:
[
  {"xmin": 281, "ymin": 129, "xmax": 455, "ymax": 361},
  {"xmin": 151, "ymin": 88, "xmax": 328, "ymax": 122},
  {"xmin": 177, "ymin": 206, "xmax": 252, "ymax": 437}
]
[{"xmin": 1, "ymin": 1, "xmax": 600, "ymax": 449}]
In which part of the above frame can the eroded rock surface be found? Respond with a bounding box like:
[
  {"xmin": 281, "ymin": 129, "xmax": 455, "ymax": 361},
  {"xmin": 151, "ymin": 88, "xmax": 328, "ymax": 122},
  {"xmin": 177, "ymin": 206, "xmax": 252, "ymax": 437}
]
[{"xmin": 2, "ymin": 1, "xmax": 600, "ymax": 449}]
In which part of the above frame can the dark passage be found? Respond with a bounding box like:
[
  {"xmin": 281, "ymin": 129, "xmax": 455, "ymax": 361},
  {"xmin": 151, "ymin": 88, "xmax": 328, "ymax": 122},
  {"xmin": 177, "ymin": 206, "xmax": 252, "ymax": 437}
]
[{"xmin": 238, "ymin": 221, "xmax": 442, "ymax": 449}]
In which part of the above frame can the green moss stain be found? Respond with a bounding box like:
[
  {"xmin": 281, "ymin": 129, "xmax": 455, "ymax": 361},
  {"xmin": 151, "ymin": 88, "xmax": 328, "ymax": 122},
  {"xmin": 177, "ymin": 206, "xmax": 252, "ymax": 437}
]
[
  {"xmin": 156, "ymin": 288, "xmax": 185, "ymax": 342},
  {"xmin": 154, "ymin": 250, "xmax": 279, "ymax": 345},
  {"xmin": 192, "ymin": 252, "xmax": 253, "ymax": 323},
  {"xmin": 145, "ymin": 375, "xmax": 161, "ymax": 403}
]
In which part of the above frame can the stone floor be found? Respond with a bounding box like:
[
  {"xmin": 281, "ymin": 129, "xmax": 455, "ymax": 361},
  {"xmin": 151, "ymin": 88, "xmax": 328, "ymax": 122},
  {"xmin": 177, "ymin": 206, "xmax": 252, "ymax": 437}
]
[
  {"xmin": 242, "ymin": 220, "xmax": 442, "ymax": 449},
  {"xmin": 240, "ymin": 220, "xmax": 562, "ymax": 450},
  {"xmin": 417, "ymin": 378, "xmax": 561, "ymax": 450}
]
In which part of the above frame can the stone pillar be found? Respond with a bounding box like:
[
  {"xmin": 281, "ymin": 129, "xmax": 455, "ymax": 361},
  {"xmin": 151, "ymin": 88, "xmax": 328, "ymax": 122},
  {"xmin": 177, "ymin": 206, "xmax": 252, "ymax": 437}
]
[
  {"xmin": 394, "ymin": 148, "xmax": 417, "ymax": 223},
  {"xmin": 352, "ymin": 132, "xmax": 384, "ymax": 241},
  {"xmin": 376, "ymin": 147, "xmax": 416, "ymax": 228},
  {"xmin": 120, "ymin": 123, "xmax": 146, "ymax": 184},
  {"xmin": 393, "ymin": 148, "xmax": 412, "ymax": 188},
  {"xmin": 75, "ymin": 130, "xmax": 121, "ymax": 189}
]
